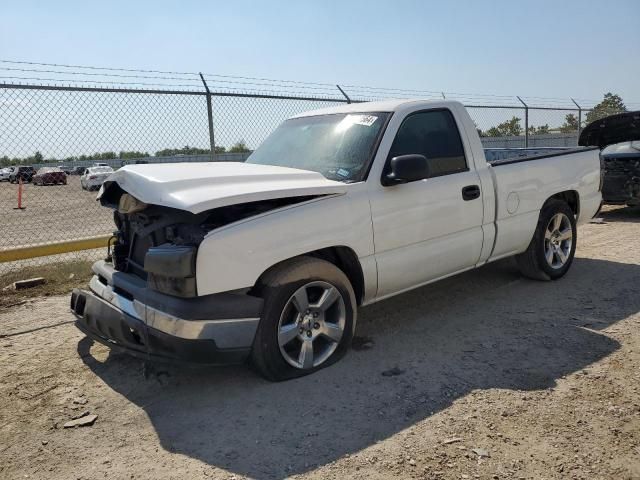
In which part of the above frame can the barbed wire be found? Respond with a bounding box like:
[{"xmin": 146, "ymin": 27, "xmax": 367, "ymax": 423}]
[{"xmin": 2, "ymin": 58, "xmax": 637, "ymax": 108}]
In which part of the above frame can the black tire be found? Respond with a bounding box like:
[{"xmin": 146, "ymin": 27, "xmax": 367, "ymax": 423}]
[
  {"xmin": 516, "ymin": 199, "xmax": 577, "ymax": 281},
  {"xmin": 251, "ymin": 256, "xmax": 357, "ymax": 381}
]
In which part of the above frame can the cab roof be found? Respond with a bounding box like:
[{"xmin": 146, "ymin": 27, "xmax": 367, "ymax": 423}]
[{"xmin": 290, "ymin": 99, "xmax": 462, "ymax": 119}]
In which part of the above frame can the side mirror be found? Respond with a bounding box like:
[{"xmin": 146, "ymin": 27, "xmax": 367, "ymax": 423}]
[{"xmin": 382, "ymin": 154, "xmax": 430, "ymax": 186}]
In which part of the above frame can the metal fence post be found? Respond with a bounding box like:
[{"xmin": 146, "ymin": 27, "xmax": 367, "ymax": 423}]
[
  {"xmin": 517, "ymin": 96, "xmax": 529, "ymax": 147},
  {"xmin": 199, "ymin": 73, "xmax": 216, "ymax": 161},
  {"xmin": 571, "ymin": 98, "xmax": 582, "ymax": 142},
  {"xmin": 336, "ymin": 85, "xmax": 351, "ymax": 104}
]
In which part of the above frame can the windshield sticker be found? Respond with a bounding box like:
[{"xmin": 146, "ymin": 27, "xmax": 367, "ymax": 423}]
[
  {"xmin": 336, "ymin": 168, "xmax": 350, "ymax": 178},
  {"xmin": 335, "ymin": 114, "xmax": 379, "ymax": 133},
  {"xmin": 348, "ymin": 114, "xmax": 378, "ymax": 127}
]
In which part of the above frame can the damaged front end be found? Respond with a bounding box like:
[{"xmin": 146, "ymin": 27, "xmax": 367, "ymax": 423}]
[
  {"xmin": 100, "ymin": 183, "xmax": 320, "ymax": 297},
  {"xmin": 71, "ymin": 161, "xmax": 348, "ymax": 365},
  {"xmin": 579, "ymin": 111, "xmax": 640, "ymax": 207},
  {"xmin": 601, "ymin": 152, "xmax": 640, "ymax": 206},
  {"xmin": 71, "ymin": 185, "xmax": 322, "ymax": 365}
]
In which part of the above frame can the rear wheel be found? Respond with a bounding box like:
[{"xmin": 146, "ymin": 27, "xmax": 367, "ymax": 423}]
[
  {"xmin": 251, "ymin": 257, "xmax": 356, "ymax": 381},
  {"xmin": 516, "ymin": 200, "xmax": 576, "ymax": 281}
]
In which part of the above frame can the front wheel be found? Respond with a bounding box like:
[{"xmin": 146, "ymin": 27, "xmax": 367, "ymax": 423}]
[
  {"xmin": 516, "ymin": 199, "xmax": 577, "ymax": 281},
  {"xmin": 251, "ymin": 257, "xmax": 356, "ymax": 381}
]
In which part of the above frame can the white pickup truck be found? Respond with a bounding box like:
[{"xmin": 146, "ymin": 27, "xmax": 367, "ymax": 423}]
[{"xmin": 71, "ymin": 99, "xmax": 634, "ymax": 381}]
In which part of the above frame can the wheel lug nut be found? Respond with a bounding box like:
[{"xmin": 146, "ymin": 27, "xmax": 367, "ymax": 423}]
[
  {"xmin": 306, "ymin": 330, "xmax": 312, "ymax": 337},
  {"xmin": 299, "ymin": 328, "xmax": 303, "ymax": 333},
  {"xmin": 313, "ymin": 312, "xmax": 319, "ymax": 318},
  {"xmin": 313, "ymin": 322, "xmax": 320, "ymax": 329}
]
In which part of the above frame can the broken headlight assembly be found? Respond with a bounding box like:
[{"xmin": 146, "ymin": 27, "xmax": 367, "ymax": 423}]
[
  {"xmin": 144, "ymin": 244, "xmax": 198, "ymax": 298},
  {"xmin": 118, "ymin": 193, "xmax": 148, "ymax": 214}
]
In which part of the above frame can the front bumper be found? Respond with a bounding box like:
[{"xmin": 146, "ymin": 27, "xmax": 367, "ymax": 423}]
[{"xmin": 71, "ymin": 260, "xmax": 263, "ymax": 365}]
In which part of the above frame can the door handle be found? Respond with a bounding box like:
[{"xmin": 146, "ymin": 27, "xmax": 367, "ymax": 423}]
[{"xmin": 462, "ymin": 185, "xmax": 480, "ymax": 201}]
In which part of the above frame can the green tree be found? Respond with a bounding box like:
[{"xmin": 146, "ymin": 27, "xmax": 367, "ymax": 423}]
[
  {"xmin": 560, "ymin": 113, "xmax": 579, "ymax": 133},
  {"xmin": 155, "ymin": 145, "xmax": 211, "ymax": 157},
  {"xmin": 228, "ymin": 140, "xmax": 251, "ymax": 153},
  {"xmin": 97, "ymin": 151, "xmax": 117, "ymax": 160},
  {"xmin": 119, "ymin": 150, "xmax": 150, "ymax": 159},
  {"xmin": 585, "ymin": 93, "xmax": 627, "ymax": 124},
  {"xmin": 33, "ymin": 151, "xmax": 44, "ymax": 163},
  {"xmin": 485, "ymin": 117, "xmax": 522, "ymax": 137},
  {"xmin": 528, "ymin": 124, "xmax": 550, "ymax": 135}
]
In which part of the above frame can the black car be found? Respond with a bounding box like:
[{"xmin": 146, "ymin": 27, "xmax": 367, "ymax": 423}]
[
  {"xmin": 70, "ymin": 166, "xmax": 87, "ymax": 175},
  {"xmin": 9, "ymin": 165, "xmax": 37, "ymax": 183}
]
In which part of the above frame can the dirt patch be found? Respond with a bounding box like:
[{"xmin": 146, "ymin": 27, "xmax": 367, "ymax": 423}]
[
  {"xmin": 0, "ymin": 260, "xmax": 93, "ymax": 309},
  {"xmin": 0, "ymin": 206, "xmax": 639, "ymax": 479}
]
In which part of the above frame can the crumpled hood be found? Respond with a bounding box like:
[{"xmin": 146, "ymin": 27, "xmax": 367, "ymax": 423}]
[{"xmin": 98, "ymin": 162, "xmax": 347, "ymax": 214}]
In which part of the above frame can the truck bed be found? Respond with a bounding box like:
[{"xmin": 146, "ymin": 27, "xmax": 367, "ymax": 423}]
[{"xmin": 485, "ymin": 147, "xmax": 599, "ymax": 166}]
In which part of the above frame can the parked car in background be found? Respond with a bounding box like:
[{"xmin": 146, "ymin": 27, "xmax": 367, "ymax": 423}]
[
  {"xmin": 93, "ymin": 162, "xmax": 110, "ymax": 167},
  {"xmin": 81, "ymin": 166, "xmax": 114, "ymax": 191},
  {"xmin": 32, "ymin": 167, "xmax": 68, "ymax": 185},
  {"xmin": 9, "ymin": 166, "xmax": 36, "ymax": 183},
  {"xmin": 58, "ymin": 165, "xmax": 73, "ymax": 175},
  {"xmin": 70, "ymin": 166, "xmax": 87, "ymax": 175},
  {"xmin": 71, "ymin": 101, "xmax": 638, "ymax": 381},
  {"xmin": 0, "ymin": 167, "xmax": 13, "ymax": 182}
]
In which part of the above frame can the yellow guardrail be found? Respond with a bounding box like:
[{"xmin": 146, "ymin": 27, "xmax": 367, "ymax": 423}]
[{"xmin": 0, "ymin": 235, "xmax": 111, "ymax": 263}]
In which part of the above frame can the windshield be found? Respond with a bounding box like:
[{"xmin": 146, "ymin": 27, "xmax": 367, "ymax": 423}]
[{"xmin": 246, "ymin": 112, "xmax": 390, "ymax": 182}]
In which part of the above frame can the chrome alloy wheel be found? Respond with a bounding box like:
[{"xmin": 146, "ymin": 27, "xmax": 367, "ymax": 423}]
[
  {"xmin": 277, "ymin": 281, "xmax": 346, "ymax": 369},
  {"xmin": 544, "ymin": 212, "xmax": 573, "ymax": 269}
]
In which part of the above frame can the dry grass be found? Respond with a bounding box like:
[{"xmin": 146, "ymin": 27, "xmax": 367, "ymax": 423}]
[{"xmin": 0, "ymin": 259, "xmax": 94, "ymax": 308}]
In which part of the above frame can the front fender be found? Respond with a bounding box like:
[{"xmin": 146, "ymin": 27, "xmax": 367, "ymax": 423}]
[{"xmin": 195, "ymin": 186, "xmax": 374, "ymax": 297}]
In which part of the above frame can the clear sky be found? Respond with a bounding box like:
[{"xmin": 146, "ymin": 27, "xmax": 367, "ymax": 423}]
[{"xmin": 1, "ymin": 0, "xmax": 639, "ymax": 106}]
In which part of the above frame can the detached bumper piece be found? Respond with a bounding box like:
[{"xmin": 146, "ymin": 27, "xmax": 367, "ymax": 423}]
[{"xmin": 71, "ymin": 288, "xmax": 254, "ymax": 366}]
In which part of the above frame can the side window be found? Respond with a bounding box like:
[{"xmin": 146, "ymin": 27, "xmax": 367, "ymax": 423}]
[{"xmin": 387, "ymin": 109, "xmax": 467, "ymax": 178}]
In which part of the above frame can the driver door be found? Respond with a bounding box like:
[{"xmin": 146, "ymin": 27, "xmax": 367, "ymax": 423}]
[{"xmin": 370, "ymin": 108, "xmax": 485, "ymax": 299}]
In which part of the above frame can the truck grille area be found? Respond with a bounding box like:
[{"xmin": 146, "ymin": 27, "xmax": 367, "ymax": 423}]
[
  {"xmin": 602, "ymin": 157, "xmax": 640, "ymax": 204},
  {"xmin": 111, "ymin": 205, "xmax": 204, "ymax": 280}
]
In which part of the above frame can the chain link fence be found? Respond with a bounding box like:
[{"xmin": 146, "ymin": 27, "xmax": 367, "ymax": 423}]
[{"xmin": 0, "ymin": 81, "xmax": 627, "ymax": 275}]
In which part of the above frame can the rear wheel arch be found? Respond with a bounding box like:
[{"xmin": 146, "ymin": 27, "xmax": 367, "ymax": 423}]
[
  {"xmin": 516, "ymin": 199, "xmax": 577, "ymax": 281},
  {"xmin": 546, "ymin": 190, "xmax": 580, "ymax": 217}
]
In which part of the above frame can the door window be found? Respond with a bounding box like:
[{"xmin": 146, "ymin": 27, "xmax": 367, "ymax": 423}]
[{"xmin": 387, "ymin": 109, "xmax": 467, "ymax": 178}]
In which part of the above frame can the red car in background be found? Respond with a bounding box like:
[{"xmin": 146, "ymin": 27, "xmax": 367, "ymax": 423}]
[{"xmin": 32, "ymin": 167, "xmax": 68, "ymax": 185}]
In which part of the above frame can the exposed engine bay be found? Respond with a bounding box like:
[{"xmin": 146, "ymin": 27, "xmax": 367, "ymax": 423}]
[
  {"xmin": 100, "ymin": 184, "xmax": 321, "ymax": 280},
  {"xmin": 601, "ymin": 155, "xmax": 640, "ymax": 206}
]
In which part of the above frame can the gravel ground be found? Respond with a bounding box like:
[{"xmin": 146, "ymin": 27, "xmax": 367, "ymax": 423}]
[
  {"xmin": 0, "ymin": 206, "xmax": 639, "ymax": 480},
  {"xmin": 0, "ymin": 176, "xmax": 112, "ymax": 248}
]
